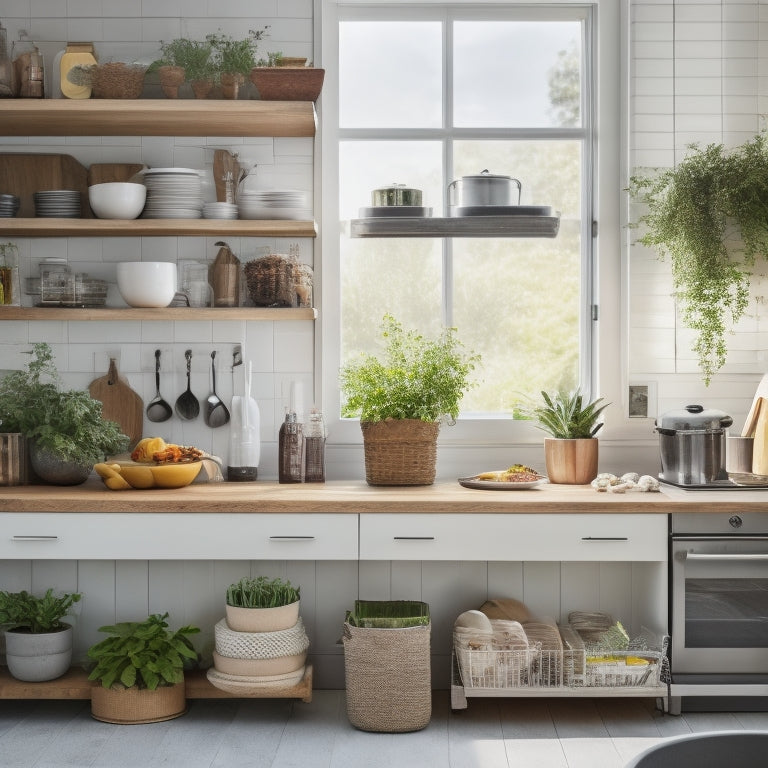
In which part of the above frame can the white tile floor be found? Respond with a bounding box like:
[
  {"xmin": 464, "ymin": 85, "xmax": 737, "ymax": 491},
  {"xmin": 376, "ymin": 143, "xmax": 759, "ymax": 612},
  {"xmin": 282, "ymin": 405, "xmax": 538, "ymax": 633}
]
[{"xmin": 2, "ymin": 692, "xmax": 767, "ymax": 768}]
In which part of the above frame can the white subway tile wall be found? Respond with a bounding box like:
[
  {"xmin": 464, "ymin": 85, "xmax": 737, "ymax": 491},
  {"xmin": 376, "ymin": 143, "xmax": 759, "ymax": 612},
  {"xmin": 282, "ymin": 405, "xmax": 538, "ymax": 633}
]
[
  {"xmin": 629, "ymin": 0, "xmax": 768, "ymax": 432},
  {"xmin": 0, "ymin": 5, "xmax": 315, "ymax": 472}
]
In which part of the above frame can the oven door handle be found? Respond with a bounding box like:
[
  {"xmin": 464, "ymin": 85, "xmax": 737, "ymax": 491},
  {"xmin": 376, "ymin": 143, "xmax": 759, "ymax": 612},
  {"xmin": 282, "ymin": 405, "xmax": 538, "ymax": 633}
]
[{"xmin": 683, "ymin": 551, "xmax": 768, "ymax": 561}]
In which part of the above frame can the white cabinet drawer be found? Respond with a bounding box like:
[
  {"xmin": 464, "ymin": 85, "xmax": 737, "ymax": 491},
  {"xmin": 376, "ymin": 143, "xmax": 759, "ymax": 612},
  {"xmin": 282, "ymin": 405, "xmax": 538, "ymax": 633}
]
[
  {"xmin": 359, "ymin": 514, "xmax": 667, "ymax": 561},
  {"xmin": 0, "ymin": 513, "xmax": 358, "ymax": 560}
]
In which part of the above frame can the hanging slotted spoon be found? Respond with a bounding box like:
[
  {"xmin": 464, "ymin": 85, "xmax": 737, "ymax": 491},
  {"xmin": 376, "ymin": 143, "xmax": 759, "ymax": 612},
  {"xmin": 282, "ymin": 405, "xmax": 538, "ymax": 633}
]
[
  {"xmin": 205, "ymin": 350, "xmax": 230, "ymax": 428},
  {"xmin": 175, "ymin": 349, "xmax": 200, "ymax": 420},
  {"xmin": 146, "ymin": 349, "xmax": 172, "ymax": 423}
]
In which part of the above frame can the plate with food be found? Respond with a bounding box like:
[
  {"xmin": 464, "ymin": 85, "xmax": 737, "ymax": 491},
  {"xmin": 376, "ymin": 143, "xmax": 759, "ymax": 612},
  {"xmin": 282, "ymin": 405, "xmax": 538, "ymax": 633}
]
[{"xmin": 458, "ymin": 464, "xmax": 548, "ymax": 490}]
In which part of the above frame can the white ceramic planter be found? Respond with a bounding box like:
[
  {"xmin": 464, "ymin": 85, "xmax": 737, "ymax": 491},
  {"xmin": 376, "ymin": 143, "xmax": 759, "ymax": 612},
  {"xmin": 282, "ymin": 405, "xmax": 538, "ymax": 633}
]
[
  {"xmin": 5, "ymin": 624, "xmax": 73, "ymax": 682},
  {"xmin": 225, "ymin": 600, "xmax": 300, "ymax": 632}
]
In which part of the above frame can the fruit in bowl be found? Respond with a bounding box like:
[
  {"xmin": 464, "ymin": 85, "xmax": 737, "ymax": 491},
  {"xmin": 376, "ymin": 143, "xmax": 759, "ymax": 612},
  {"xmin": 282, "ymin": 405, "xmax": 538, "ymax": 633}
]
[{"xmin": 94, "ymin": 460, "xmax": 203, "ymax": 490}]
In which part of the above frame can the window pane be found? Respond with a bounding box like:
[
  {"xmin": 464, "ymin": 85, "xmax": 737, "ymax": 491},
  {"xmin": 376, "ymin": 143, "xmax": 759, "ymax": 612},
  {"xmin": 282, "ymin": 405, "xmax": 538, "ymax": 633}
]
[
  {"xmin": 339, "ymin": 21, "xmax": 443, "ymax": 128},
  {"xmin": 452, "ymin": 140, "xmax": 582, "ymax": 413},
  {"xmin": 453, "ymin": 21, "xmax": 582, "ymax": 128}
]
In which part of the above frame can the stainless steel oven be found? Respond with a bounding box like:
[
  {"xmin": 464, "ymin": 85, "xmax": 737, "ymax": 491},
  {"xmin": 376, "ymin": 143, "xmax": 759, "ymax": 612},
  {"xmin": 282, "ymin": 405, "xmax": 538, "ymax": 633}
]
[{"xmin": 670, "ymin": 511, "xmax": 768, "ymax": 713}]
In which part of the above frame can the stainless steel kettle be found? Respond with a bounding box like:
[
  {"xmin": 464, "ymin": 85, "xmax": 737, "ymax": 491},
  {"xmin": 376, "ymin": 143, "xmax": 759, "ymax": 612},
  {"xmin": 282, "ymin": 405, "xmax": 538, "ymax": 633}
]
[{"xmin": 656, "ymin": 404, "xmax": 733, "ymax": 486}]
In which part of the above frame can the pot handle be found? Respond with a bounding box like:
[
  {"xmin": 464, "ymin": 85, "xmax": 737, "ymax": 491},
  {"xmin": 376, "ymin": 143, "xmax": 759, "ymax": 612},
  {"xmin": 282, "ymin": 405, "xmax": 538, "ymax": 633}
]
[
  {"xmin": 721, "ymin": 416, "xmax": 734, "ymax": 429},
  {"xmin": 510, "ymin": 177, "xmax": 522, "ymax": 205}
]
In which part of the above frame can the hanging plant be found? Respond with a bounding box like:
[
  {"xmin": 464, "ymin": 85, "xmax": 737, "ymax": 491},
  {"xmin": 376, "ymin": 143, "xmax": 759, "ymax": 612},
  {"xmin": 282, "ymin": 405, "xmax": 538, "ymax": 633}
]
[{"xmin": 629, "ymin": 133, "xmax": 768, "ymax": 383}]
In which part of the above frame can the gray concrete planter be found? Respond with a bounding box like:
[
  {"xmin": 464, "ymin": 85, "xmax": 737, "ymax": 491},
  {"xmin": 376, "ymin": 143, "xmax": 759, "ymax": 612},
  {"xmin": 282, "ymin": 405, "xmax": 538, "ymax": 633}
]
[{"xmin": 4, "ymin": 623, "xmax": 73, "ymax": 681}]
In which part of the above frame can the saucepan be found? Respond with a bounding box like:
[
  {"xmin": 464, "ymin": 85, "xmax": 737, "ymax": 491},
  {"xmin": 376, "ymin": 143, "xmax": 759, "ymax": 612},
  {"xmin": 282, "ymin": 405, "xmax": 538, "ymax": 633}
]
[{"xmin": 448, "ymin": 170, "xmax": 522, "ymax": 207}]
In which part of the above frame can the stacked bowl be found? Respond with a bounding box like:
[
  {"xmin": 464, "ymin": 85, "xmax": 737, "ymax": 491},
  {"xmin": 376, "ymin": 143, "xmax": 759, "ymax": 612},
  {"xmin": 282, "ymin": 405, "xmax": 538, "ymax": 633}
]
[{"xmin": 0, "ymin": 193, "xmax": 20, "ymax": 217}]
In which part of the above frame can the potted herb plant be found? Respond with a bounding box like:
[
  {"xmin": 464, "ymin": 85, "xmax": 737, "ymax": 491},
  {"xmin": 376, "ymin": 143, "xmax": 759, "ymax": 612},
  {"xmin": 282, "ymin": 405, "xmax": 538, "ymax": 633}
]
[
  {"xmin": 250, "ymin": 51, "xmax": 325, "ymax": 102},
  {"xmin": 0, "ymin": 342, "xmax": 129, "ymax": 485},
  {"xmin": 340, "ymin": 314, "xmax": 480, "ymax": 486},
  {"xmin": 530, "ymin": 389, "xmax": 609, "ymax": 484},
  {"xmin": 225, "ymin": 575, "xmax": 301, "ymax": 632},
  {"xmin": 87, "ymin": 612, "xmax": 199, "ymax": 724},
  {"xmin": 207, "ymin": 27, "xmax": 268, "ymax": 99},
  {"xmin": 629, "ymin": 133, "xmax": 768, "ymax": 384},
  {"xmin": 153, "ymin": 38, "xmax": 214, "ymax": 98},
  {"xmin": 0, "ymin": 588, "xmax": 82, "ymax": 682}
]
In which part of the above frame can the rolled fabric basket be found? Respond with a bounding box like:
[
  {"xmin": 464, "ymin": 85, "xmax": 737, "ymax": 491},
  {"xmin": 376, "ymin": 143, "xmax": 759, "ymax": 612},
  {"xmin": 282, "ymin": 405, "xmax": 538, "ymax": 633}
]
[{"xmin": 214, "ymin": 617, "xmax": 309, "ymax": 660}]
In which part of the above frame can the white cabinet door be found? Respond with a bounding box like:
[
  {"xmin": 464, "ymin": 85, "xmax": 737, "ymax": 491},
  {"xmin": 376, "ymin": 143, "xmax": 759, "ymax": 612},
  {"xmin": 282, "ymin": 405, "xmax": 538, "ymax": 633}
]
[
  {"xmin": 0, "ymin": 513, "xmax": 359, "ymax": 560},
  {"xmin": 359, "ymin": 514, "xmax": 667, "ymax": 561}
]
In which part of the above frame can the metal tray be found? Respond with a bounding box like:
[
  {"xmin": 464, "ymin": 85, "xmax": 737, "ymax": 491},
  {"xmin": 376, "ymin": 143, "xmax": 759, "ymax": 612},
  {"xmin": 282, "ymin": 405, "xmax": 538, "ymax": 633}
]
[
  {"xmin": 358, "ymin": 206, "xmax": 432, "ymax": 218},
  {"xmin": 449, "ymin": 205, "xmax": 554, "ymax": 217}
]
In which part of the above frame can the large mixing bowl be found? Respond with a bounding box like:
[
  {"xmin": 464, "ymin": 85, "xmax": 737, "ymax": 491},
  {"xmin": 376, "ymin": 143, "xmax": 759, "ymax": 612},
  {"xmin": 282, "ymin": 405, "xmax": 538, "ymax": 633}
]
[
  {"xmin": 116, "ymin": 261, "xmax": 177, "ymax": 307},
  {"xmin": 88, "ymin": 182, "xmax": 146, "ymax": 219}
]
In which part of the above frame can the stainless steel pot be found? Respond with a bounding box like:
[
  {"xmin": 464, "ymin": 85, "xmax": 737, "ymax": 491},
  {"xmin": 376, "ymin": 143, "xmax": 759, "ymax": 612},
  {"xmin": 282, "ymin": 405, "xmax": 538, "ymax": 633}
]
[
  {"xmin": 448, "ymin": 170, "xmax": 522, "ymax": 207},
  {"xmin": 371, "ymin": 184, "xmax": 422, "ymax": 207},
  {"xmin": 656, "ymin": 404, "xmax": 733, "ymax": 486}
]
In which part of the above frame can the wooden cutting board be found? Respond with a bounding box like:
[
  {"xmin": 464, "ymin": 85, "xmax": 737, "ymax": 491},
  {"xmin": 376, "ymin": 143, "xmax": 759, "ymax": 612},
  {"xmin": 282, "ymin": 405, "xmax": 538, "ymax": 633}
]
[
  {"xmin": 87, "ymin": 163, "xmax": 146, "ymax": 186},
  {"xmin": 88, "ymin": 359, "xmax": 143, "ymax": 451}
]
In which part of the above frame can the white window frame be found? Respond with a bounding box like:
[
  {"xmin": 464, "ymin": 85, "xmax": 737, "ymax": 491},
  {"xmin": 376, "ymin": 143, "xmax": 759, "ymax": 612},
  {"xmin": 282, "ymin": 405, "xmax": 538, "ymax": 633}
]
[{"xmin": 319, "ymin": 0, "xmax": 625, "ymax": 449}]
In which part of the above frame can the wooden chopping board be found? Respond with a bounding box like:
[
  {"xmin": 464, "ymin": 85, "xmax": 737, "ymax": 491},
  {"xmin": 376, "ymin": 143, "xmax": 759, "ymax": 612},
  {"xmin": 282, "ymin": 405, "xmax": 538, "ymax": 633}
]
[
  {"xmin": 87, "ymin": 163, "xmax": 146, "ymax": 186},
  {"xmin": 89, "ymin": 359, "xmax": 143, "ymax": 451}
]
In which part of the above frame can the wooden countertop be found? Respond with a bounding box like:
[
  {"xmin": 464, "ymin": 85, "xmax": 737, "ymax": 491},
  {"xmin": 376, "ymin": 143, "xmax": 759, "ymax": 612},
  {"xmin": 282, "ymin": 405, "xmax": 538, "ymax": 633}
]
[{"xmin": 1, "ymin": 478, "xmax": 767, "ymax": 514}]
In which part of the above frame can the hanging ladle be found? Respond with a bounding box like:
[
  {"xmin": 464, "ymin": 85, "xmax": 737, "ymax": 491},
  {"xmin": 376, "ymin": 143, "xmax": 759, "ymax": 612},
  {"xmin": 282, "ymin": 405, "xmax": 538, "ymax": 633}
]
[
  {"xmin": 146, "ymin": 349, "xmax": 173, "ymax": 423},
  {"xmin": 175, "ymin": 349, "xmax": 200, "ymax": 421},
  {"xmin": 205, "ymin": 350, "xmax": 230, "ymax": 428}
]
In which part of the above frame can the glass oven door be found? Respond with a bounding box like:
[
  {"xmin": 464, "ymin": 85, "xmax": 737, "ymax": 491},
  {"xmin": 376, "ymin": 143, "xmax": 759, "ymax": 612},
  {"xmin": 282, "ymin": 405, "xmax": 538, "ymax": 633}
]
[{"xmin": 671, "ymin": 536, "xmax": 768, "ymax": 675}]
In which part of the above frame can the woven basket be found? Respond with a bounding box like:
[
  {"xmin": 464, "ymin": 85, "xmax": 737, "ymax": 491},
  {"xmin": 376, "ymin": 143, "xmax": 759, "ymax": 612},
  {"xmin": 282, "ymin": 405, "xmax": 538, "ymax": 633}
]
[
  {"xmin": 214, "ymin": 617, "xmax": 309, "ymax": 660},
  {"xmin": 90, "ymin": 681, "xmax": 186, "ymax": 724},
  {"xmin": 361, "ymin": 419, "xmax": 439, "ymax": 486},
  {"xmin": 249, "ymin": 67, "xmax": 325, "ymax": 101},
  {"xmin": 342, "ymin": 622, "xmax": 431, "ymax": 733}
]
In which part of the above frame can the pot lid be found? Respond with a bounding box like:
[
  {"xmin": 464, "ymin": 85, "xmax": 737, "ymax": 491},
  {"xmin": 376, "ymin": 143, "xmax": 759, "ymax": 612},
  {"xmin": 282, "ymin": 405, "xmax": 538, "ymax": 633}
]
[
  {"xmin": 373, "ymin": 183, "xmax": 421, "ymax": 192},
  {"xmin": 460, "ymin": 169, "xmax": 512, "ymax": 181},
  {"xmin": 656, "ymin": 404, "xmax": 733, "ymax": 432}
]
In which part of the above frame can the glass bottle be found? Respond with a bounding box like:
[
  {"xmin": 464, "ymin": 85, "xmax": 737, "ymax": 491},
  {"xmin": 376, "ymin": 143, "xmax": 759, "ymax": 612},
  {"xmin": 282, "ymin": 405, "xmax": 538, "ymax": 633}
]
[
  {"xmin": 278, "ymin": 410, "xmax": 305, "ymax": 483},
  {"xmin": 0, "ymin": 242, "xmax": 20, "ymax": 306},
  {"xmin": 12, "ymin": 32, "xmax": 45, "ymax": 98},
  {"xmin": 304, "ymin": 407, "xmax": 326, "ymax": 483},
  {"xmin": 0, "ymin": 22, "xmax": 13, "ymax": 97}
]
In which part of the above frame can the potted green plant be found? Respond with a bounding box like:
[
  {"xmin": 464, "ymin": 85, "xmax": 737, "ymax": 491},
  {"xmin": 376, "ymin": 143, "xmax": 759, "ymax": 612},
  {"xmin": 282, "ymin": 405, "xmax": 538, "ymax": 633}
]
[
  {"xmin": 225, "ymin": 575, "xmax": 301, "ymax": 632},
  {"xmin": 0, "ymin": 342, "xmax": 129, "ymax": 485},
  {"xmin": 340, "ymin": 314, "xmax": 480, "ymax": 486},
  {"xmin": 87, "ymin": 612, "xmax": 199, "ymax": 724},
  {"xmin": 207, "ymin": 27, "xmax": 268, "ymax": 99},
  {"xmin": 530, "ymin": 389, "xmax": 609, "ymax": 484},
  {"xmin": 629, "ymin": 133, "xmax": 768, "ymax": 384},
  {"xmin": 153, "ymin": 37, "xmax": 214, "ymax": 98},
  {"xmin": 0, "ymin": 588, "xmax": 82, "ymax": 682},
  {"xmin": 250, "ymin": 50, "xmax": 325, "ymax": 101}
]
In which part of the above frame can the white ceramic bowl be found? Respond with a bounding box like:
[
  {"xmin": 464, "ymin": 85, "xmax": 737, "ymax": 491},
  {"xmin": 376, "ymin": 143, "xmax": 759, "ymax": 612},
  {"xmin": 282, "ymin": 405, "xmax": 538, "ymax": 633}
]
[
  {"xmin": 116, "ymin": 261, "xmax": 177, "ymax": 307},
  {"xmin": 88, "ymin": 182, "xmax": 146, "ymax": 219}
]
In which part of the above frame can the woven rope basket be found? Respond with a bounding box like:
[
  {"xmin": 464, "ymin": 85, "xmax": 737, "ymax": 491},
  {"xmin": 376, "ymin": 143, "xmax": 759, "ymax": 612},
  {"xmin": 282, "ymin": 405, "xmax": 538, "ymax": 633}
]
[
  {"xmin": 361, "ymin": 419, "xmax": 439, "ymax": 486},
  {"xmin": 342, "ymin": 622, "xmax": 431, "ymax": 733},
  {"xmin": 90, "ymin": 681, "xmax": 186, "ymax": 724},
  {"xmin": 214, "ymin": 617, "xmax": 309, "ymax": 660}
]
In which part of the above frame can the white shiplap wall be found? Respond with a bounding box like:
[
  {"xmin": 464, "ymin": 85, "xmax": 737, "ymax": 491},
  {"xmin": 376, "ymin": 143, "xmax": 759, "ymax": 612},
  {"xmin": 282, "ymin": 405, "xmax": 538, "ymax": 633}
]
[{"xmin": 628, "ymin": 0, "xmax": 768, "ymax": 431}]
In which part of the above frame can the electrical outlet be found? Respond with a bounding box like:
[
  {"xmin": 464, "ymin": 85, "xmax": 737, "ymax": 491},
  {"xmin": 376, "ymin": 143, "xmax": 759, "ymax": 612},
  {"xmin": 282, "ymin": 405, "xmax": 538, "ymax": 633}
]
[{"xmin": 628, "ymin": 384, "xmax": 649, "ymax": 419}]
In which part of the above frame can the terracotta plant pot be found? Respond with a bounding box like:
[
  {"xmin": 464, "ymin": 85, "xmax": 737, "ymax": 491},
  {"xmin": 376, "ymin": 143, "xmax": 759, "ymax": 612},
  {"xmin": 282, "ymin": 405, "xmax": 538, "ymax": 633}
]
[
  {"xmin": 91, "ymin": 681, "xmax": 187, "ymax": 724},
  {"xmin": 544, "ymin": 437, "xmax": 599, "ymax": 484},
  {"xmin": 249, "ymin": 67, "xmax": 325, "ymax": 101},
  {"xmin": 190, "ymin": 78, "xmax": 214, "ymax": 99},
  {"xmin": 225, "ymin": 600, "xmax": 300, "ymax": 632},
  {"xmin": 219, "ymin": 72, "xmax": 244, "ymax": 100},
  {"xmin": 158, "ymin": 65, "xmax": 185, "ymax": 98}
]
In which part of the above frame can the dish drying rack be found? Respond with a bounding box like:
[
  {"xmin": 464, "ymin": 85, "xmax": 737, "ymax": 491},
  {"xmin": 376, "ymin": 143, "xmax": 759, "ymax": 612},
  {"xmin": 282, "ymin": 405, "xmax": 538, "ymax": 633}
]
[{"xmin": 451, "ymin": 624, "xmax": 669, "ymax": 710}]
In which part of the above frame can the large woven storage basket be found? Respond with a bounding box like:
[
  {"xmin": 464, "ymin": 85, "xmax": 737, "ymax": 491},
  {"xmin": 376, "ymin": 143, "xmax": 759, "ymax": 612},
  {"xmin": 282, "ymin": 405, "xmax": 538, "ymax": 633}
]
[
  {"xmin": 360, "ymin": 419, "xmax": 439, "ymax": 486},
  {"xmin": 342, "ymin": 621, "xmax": 431, "ymax": 732}
]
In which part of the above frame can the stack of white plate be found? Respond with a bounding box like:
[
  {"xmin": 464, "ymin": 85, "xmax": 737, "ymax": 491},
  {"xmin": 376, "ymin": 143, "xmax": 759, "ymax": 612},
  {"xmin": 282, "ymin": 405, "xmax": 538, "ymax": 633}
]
[
  {"xmin": 238, "ymin": 189, "xmax": 310, "ymax": 220},
  {"xmin": 141, "ymin": 168, "xmax": 203, "ymax": 219},
  {"xmin": 202, "ymin": 201, "xmax": 238, "ymax": 220},
  {"xmin": 33, "ymin": 190, "xmax": 81, "ymax": 218}
]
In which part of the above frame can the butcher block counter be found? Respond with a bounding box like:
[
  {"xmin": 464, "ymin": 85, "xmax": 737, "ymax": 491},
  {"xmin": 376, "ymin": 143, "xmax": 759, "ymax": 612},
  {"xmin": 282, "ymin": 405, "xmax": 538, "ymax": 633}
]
[{"xmin": 0, "ymin": 477, "xmax": 766, "ymax": 514}]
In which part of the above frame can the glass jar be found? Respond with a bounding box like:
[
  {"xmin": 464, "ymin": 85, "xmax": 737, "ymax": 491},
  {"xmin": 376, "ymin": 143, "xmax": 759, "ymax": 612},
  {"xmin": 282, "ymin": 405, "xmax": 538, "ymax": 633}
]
[
  {"xmin": 0, "ymin": 22, "xmax": 13, "ymax": 97},
  {"xmin": 0, "ymin": 242, "xmax": 20, "ymax": 306},
  {"xmin": 39, "ymin": 257, "xmax": 73, "ymax": 306},
  {"xmin": 12, "ymin": 33, "xmax": 44, "ymax": 98}
]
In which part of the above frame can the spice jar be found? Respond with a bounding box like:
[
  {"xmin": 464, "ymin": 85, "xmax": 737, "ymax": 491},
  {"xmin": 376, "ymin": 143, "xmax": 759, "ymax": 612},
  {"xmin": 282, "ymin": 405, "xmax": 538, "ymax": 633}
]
[
  {"xmin": 59, "ymin": 42, "xmax": 97, "ymax": 99},
  {"xmin": 12, "ymin": 32, "xmax": 44, "ymax": 98}
]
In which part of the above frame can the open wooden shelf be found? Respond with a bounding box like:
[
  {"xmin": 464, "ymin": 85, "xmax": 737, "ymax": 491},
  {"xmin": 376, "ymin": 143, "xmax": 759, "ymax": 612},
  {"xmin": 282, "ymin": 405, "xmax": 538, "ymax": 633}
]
[
  {"xmin": 0, "ymin": 100, "xmax": 317, "ymax": 138},
  {"xmin": 0, "ymin": 307, "xmax": 316, "ymax": 321},
  {"xmin": 0, "ymin": 665, "xmax": 313, "ymax": 703},
  {"xmin": 0, "ymin": 218, "xmax": 317, "ymax": 238}
]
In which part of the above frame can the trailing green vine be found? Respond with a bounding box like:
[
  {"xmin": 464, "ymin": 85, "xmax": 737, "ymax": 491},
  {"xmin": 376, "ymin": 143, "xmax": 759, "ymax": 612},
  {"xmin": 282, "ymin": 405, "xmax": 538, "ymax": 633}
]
[{"xmin": 629, "ymin": 134, "xmax": 768, "ymax": 383}]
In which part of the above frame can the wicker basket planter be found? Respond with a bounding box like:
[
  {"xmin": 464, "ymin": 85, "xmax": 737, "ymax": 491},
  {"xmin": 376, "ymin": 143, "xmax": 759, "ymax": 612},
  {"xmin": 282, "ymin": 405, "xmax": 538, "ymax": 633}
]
[
  {"xmin": 342, "ymin": 620, "xmax": 431, "ymax": 733},
  {"xmin": 361, "ymin": 419, "xmax": 439, "ymax": 486},
  {"xmin": 90, "ymin": 681, "xmax": 186, "ymax": 724},
  {"xmin": 158, "ymin": 65, "xmax": 185, "ymax": 98},
  {"xmin": 249, "ymin": 67, "xmax": 325, "ymax": 101}
]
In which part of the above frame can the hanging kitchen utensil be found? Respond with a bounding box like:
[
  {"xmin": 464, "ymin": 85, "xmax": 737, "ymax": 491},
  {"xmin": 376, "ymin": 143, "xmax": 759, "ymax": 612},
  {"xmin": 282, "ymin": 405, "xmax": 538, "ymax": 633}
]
[
  {"xmin": 205, "ymin": 350, "xmax": 230, "ymax": 428},
  {"xmin": 175, "ymin": 349, "xmax": 200, "ymax": 421},
  {"xmin": 146, "ymin": 349, "xmax": 172, "ymax": 423},
  {"xmin": 88, "ymin": 358, "xmax": 143, "ymax": 450}
]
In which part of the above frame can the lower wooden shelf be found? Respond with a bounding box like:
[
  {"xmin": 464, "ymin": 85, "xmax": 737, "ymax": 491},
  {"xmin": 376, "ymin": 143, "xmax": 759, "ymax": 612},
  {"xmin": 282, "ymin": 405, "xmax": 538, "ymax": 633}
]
[{"xmin": 0, "ymin": 665, "xmax": 313, "ymax": 703}]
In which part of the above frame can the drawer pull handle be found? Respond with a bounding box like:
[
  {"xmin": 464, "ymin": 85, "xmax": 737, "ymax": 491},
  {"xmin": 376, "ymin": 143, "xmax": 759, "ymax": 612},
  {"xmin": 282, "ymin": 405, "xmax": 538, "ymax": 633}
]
[
  {"xmin": 12, "ymin": 535, "xmax": 58, "ymax": 541},
  {"xmin": 268, "ymin": 536, "xmax": 315, "ymax": 541},
  {"xmin": 581, "ymin": 536, "xmax": 628, "ymax": 541},
  {"xmin": 394, "ymin": 536, "xmax": 435, "ymax": 541}
]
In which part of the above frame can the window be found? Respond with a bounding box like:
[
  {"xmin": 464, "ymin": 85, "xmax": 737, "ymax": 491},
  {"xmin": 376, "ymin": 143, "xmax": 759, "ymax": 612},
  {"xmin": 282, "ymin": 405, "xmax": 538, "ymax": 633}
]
[{"xmin": 323, "ymin": 4, "xmax": 602, "ymax": 442}]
